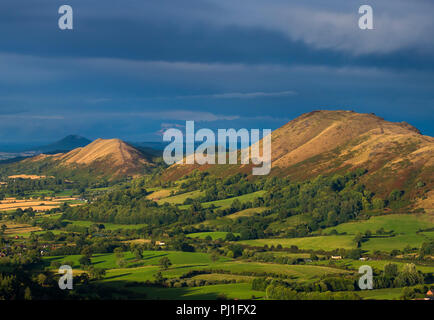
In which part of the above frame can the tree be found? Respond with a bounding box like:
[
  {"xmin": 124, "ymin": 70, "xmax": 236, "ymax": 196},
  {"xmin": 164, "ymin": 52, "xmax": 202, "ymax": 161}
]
[
  {"xmin": 116, "ymin": 258, "xmax": 126, "ymax": 268},
  {"xmin": 310, "ymin": 253, "xmax": 319, "ymax": 261},
  {"xmin": 37, "ymin": 273, "xmax": 47, "ymax": 287},
  {"xmin": 153, "ymin": 271, "xmax": 165, "ymax": 284},
  {"xmin": 403, "ymin": 245, "xmax": 412, "ymax": 254},
  {"xmin": 395, "ymin": 263, "xmax": 424, "ymax": 287},
  {"xmin": 81, "ymin": 246, "xmax": 92, "ymax": 259},
  {"xmin": 353, "ymin": 232, "xmax": 364, "ymax": 247},
  {"xmin": 89, "ymin": 267, "xmax": 106, "ymax": 280},
  {"xmin": 389, "ymin": 189, "xmax": 403, "ymax": 202},
  {"xmin": 347, "ymin": 249, "xmax": 362, "ymax": 260},
  {"xmin": 24, "ymin": 287, "xmax": 32, "ymax": 300},
  {"xmin": 225, "ymin": 232, "xmax": 237, "ymax": 241},
  {"xmin": 372, "ymin": 198, "xmax": 384, "ymax": 210},
  {"xmin": 133, "ymin": 247, "xmax": 143, "ymax": 260},
  {"xmin": 419, "ymin": 240, "xmax": 434, "ymax": 258},
  {"xmin": 384, "ymin": 263, "xmax": 399, "ymax": 278},
  {"xmin": 210, "ymin": 252, "xmax": 219, "ymax": 263},
  {"xmin": 114, "ymin": 247, "xmax": 124, "ymax": 259},
  {"xmin": 327, "ymin": 211, "xmax": 337, "ymax": 226},
  {"xmin": 159, "ymin": 257, "xmax": 172, "ymax": 270},
  {"xmin": 179, "ymin": 242, "xmax": 195, "ymax": 252},
  {"xmin": 79, "ymin": 256, "xmax": 91, "ymax": 267}
]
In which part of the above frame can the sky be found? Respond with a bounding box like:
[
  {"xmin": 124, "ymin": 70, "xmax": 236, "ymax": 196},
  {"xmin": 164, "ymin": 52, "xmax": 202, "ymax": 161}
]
[{"xmin": 0, "ymin": 0, "xmax": 433, "ymax": 145}]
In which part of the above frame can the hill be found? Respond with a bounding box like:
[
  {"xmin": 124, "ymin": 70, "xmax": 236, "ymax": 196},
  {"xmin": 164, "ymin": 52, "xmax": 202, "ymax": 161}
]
[
  {"xmin": 163, "ymin": 110, "xmax": 434, "ymax": 205},
  {"xmin": 30, "ymin": 135, "xmax": 91, "ymax": 153},
  {"xmin": 6, "ymin": 138, "xmax": 155, "ymax": 179}
]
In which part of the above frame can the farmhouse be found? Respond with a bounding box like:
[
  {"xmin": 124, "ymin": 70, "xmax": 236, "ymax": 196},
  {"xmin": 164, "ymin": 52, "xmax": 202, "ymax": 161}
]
[{"xmin": 331, "ymin": 256, "xmax": 342, "ymax": 260}]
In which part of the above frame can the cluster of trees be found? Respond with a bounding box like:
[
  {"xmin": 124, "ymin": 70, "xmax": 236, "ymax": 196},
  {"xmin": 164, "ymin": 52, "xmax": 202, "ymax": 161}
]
[
  {"xmin": 0, "ymin": 177, "xmax": 68, "ymax": 198},
  {"xmin": 178, "ymin": 172, "xmax": 263, "ymax": 203},
  {"xmin": 401, "ymin": 285, "xmax": 433, "ymax": 300},
  {"xmin": 165, "ymin": 277, "xmax": 238, "ymax": 288},
  {"xmin": 0, "ymin": 270, "xmax": 67, "ymax": 300},
  {"xmin": 265, "ymin": 283, "xmax": 361, "ymax": 300},
  {"xmin": 253, "ymin": 276, "xmax": 359, "ymax": 294},
  {"xmin": 181, "ymin": 169, "xmax": 391, "ymax": 240},
  {"xmin": 0, "ymin": 174, "xmax": 112, "ymax": 199},
  {"xmin": 249, "ymin": 252, "xmax": 319, "ymax": 265},
  {"xmin": 419, "ymin": 239, "xmax": 434, "ymax": 258},
  {"xmin": 259, "ymin": 170, "xmax": 389, "ymax": 236},
  {"xmin": 62, "ymin": 186, "xmax": 182, "ymax": 225},
  {"xmin": 375, "ymin": 263, "xmax": 425, "ymax": 289}
]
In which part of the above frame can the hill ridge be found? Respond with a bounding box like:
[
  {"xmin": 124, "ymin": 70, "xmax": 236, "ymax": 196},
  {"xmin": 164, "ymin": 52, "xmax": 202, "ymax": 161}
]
[
  {"xmin": 24, "ymin": 137, "xmax": 154, "ymax": 178},
  {"xmin": 163, "ymin": 110, "xmax": 434, "ymax": 204}
]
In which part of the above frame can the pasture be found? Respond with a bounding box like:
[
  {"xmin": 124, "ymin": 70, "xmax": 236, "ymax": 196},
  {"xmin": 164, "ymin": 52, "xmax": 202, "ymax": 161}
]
[
  {"xmin": 62, "ymin": 219, "xmax": 148, "ymax": 231},
  {"xmin": 179, "ymin": 191, "xmax": 266, "ymax": 210},
  {"xmin": 240, "ymin": 235, "xmax": 356, "ymax": 251},
  {"xmin": 156, "ymin": 190, "xmax": 204, "ymax": 205},
  {"xmin": 322, "ymin": 214, "xmax": 434, "ymax": 235}
]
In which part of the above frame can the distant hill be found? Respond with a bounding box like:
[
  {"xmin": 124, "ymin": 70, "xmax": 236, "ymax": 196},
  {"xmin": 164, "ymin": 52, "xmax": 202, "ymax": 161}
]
[
  {"xmin": 8, "ymin": 138, "xmax": 155, "ymax": 179},
  {"xmin": 131, "ymin": 141, "xmax": 167, "ymax": 150},
  {"xmin": 30, "ymin": 135, "xmax": 91, "ymax": 153},
  {"xmin": 163, "ymin": 110, "xmax": 434, "ymax": 204}
]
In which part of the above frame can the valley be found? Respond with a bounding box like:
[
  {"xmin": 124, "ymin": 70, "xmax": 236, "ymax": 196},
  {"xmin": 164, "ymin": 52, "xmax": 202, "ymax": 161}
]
[{"xmin": 0, "ymin": 110, "xmax": 433, "ymax": 301}]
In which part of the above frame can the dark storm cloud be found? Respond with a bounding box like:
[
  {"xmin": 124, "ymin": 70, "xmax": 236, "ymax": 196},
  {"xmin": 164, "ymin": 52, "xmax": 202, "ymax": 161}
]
[
  {"xmin": 1, "ymin": 0, "xmax": 433, "ymax": 70},
  {"xmin": 0, "ymin": 0, "xmax": 433, "ymax": 142}
]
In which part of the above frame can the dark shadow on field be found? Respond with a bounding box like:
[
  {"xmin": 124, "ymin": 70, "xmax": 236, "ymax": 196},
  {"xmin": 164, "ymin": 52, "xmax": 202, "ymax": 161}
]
[
  {"xmin": 42, "ymin": 256, "xmax": 58, "ymax": 265},
  {"xmin": 38, "ymin": 256, "xmax": 71, "ymax": 269},
  {"xmin": 142, "ymin": 253, "xmax": 168, "ymax": 261},
  {"xmin": 103, "ymin": 273, "xmax": 132, "ymax": 280},
  {"xmin": 169, "ymin": 264, "xmax": 208, "ymax": 270},
  {"xmin": 97, "ymin": 280, "xmax": 228, "ymax": 300}
]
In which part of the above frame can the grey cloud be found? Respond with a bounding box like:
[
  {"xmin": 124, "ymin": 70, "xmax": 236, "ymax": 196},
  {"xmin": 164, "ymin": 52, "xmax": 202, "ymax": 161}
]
[
  {"xmin": 175, "ymin": 90, "xmax": 297, "ymax": 99},
  {"xmin": 205, "ymin": 0, "xmax": 434, "ymax": 55}
]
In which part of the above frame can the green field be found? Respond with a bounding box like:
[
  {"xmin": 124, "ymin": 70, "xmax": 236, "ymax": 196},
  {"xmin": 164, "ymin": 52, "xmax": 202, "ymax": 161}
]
[
  {"xmin": 317, "ymin": 214, "xmax": 434, "ymax": 253},
  {"xmin": 45, "ymin": 250, "xmax": 230, "ymax": 270},
  {"xmin": 315, "ymin": 258, "xmax": 434, "ymax": 273},
  {"xmin": 25, "ymin": 189, "xmax": 78, "ymax": 197},
  {"xmin": 46, "ymin": 251, "xmax": 234, "ymax": 270},
  {"xmin": 322, "ymin": 214, "xmax": 434, "ymax": 235},
  {"xmin": 126, "ymin": 283, "xmax": 265, "ymax": 300},
  {"xmin": 6, "ymin": 229, "xmax": 66, "ymax": 237},
  {"xmin": 226, "ymin": 207, "xmax": 267, "ymax": 219},
  {"xmin": 240, "ymin": 235, "xmax": 356, "ymax": 251},
  {"xmin": 62, "ymin": 220, "xmax": 148, "ymax": 230},
  {"xmin": 356, "ymin": 287, "xmax": 405, "ymax": 300},
  {"xmin": 209, "ymin": 261, "xmax": 350, "ymax": 279},
  {"xmin": 187, "ymin": 231, "xmax": 240, "ymax": 240},
  {"xmin": 361, "ymin": 232, "xmax": 434, "ymax": 252},
  {"xmin": 268, "ymin": 213, "xmax": 312, "ymax": 232},
  {"xmin": 239, "ymin": 214, "xmax": 434, "ymax": 253},
  {"xmin": 194, "ymin": 207, "xmax": 268, "ymax": 228},
  {"xmin": 46, "ymin": 250, "xmax": 351, "ymax": 288},
  {"xmin": 156, "ymin": 190, "xmax": 204, "ymax": 205},
  {"xmin": 179, "ymin": 191, "xmax": 266, "ymax": 210}
]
